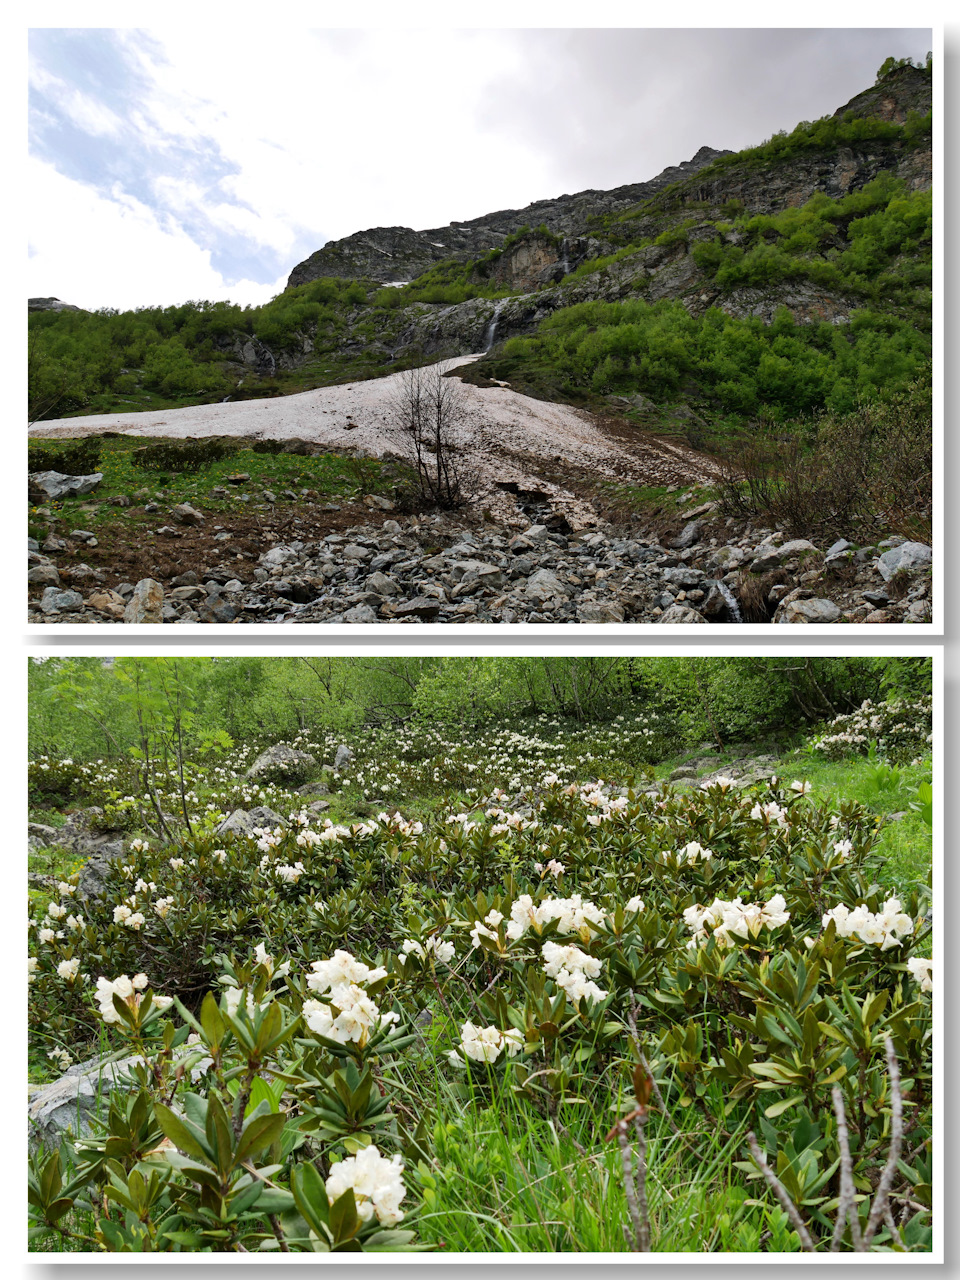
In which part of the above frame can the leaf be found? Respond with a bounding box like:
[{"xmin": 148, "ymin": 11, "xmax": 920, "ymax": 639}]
[
  {"xmin": 328, "ymin": 1186, "xmax": 360, "ymax": 1243},
  {"xmin": 764, "ymin": 1094, "xmax": 805, "ymax": 1118},
  {"xmin": 154, "ymin": 1104, "xmax": 213, "ymax": 1165},
  {"xmin": 235, "ymin": 1112, "xmax": 287, "ymax": 1166},
  {"xmin": 291, "ymin": 1162, "xmax": 331, "ymax": 1236},
  {"xmin": 633, "ymin": 1063, "xmax": 653, "ymax": 1107}
]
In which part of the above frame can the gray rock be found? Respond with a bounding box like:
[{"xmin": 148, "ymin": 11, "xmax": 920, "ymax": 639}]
[
  {"xmin": 173, "ymin": 503, "xmax": 204, "ymax": 525},
  {"xmin": 775, "ymin": 598, "xmax": 842, "ymax": 624},
  {"xmin": 342, "ymin": 604, "xmax": 379, "ymax": 623},
  {"xmin": 670, "ymin": 520, "xmax": 702, "ymax": 550},
  {"xmin": 334, "ymin": 744, "xmax": 354, "ymax": 770},
  {"xmin": 29, "ymin": 471, "xmax": 104, "ymax": 501},
  {"xmin": 657, "ymin": 605, "xmax": 708, "ymax": 623},
  {"xmin": 216, "ymin": 806, "xmax": 287, "ymax": 837},
  {"xmin": 661, "ymin": 566, "xmax": 704, "ymax": 589},
  {"xmin": 576, "ymin": 600, "xmax": 625, "ymax": 622},
  {"xmin": 28, "ymin": 564, "xmax": 60, "ymax": 587},
  {"xmin": 29, "ymin": 1051, "xmax": 211, "ymax": 1153},
  {"xmin": 246, "ymin": 743, "xmax": 318, "ymax": 781},
  {"xmin": 777, "ymin": 539, "xmax": 818, "ymax": 559},
  {"xmin": 40, "ymin": 587, "xmax": 83, "ymax": 614},
  {"xmin": 525, "ymin": 568, "xmax": 566, "ymax": 601},
  {"xmin": 392, "ymin": 597, "xmax": 442, "ymax": 620},
  {"xmin": 876, "ymin": 542, "xmax": 932, "ymax": 582},
  {"xmin": 124, "ymin": 579, "xmax": 164, "ymax": 624},
  {"xmin": 825, "ymin": 539, "xmax": 854, "ymax": 563}
]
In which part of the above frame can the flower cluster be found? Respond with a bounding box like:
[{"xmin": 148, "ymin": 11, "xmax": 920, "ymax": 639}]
[
  {"xmin": 906, "ymin": 955, "xmax": 933, "ymax": 992},
  {"xmin": 684, "ymin": 894, "xmax": 790, "ymax": 949},
  {"xmin": 398, "ymin": 936, "xmax": 456, "ymax": 966},
  {"xmin": 448, "ymin": 1021, "xmax": 524, "ymax": 1066},
  {"xmin": 541, "ymin": 940, "xmax": 607, "ymax": 1006},
  {"xmin": 822, "ymin": 898, "xmax": 914, "ymax": 950},
  {"xmin": 324, "ymin": 1144, "xmax": 406, "ymax": 1226},
  {"xmin": 302, "ymin": 950, "xmax": 398, "ymax": 1047},
  {"xmin": 95, "ymin": 972, "xmax": 172, "ymax": 1023}
]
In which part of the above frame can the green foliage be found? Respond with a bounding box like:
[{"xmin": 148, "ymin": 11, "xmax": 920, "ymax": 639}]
[
  {"xmin": 499, "ymin": 294, "xmax": 929, "ymax": 421},
  {"xmin": 129, "ymin": 438, "xmax": 242, "ymax": 473},
  {"xmin": 29, "ymin": 436, "xmax": 104, "ymax": 476}
]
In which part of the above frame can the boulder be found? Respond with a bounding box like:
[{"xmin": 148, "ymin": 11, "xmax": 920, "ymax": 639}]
[
  {"xmin": 29, "ymin": 471, "xmax": 104, "ymax": 501},
  {"xmin": 576, "ymin": 600, "xmax": 625, "ymax": 623},
  {"xmin": 29, "ymin": 1052, "xmax": 211, "ymax": 1153},
  {"xmin": 657, "ymin": 605, "xmax": 708, "ymax": 624},
  {"xmin": 775, "ymin": 597, "xmax": 842, "ymax": 624},
  {"xmin": 215, "ymin": 806, "xmax": 287, "ymax": 837},
  {"xmin": 246, "ymin": 743, "xmax": 318, "ymax": 782},
  {"xmin": 172, "ymin": 503, "xmax": 204, "ymax": 526},
  {"xmin": 525, "ymin": 568, "xmax": 566, "ymax": 601},
  {"xmin": 334, "ymin": 744, "xmax": 353, "ymax": 770},
  {"xmin": 124, "ymin": 579, "xmax": 164, "ymax": 624},
  {"xmin": 876, "ymin": 542, "xmax": 932, "ymax": 581},
  {"xmin": 39, "ymin": 587, "xmax": 84, "ymax": 614}
]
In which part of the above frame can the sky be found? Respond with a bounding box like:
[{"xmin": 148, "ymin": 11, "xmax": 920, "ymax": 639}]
[{"xmin": 27, "ymin": 25, "xmax": 933, "ymax": 312}]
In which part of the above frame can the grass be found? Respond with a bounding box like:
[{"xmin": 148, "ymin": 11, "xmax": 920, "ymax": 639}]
[{"xmin": 28, "ymin": 435, "xmax": 403, "ymax": 533}]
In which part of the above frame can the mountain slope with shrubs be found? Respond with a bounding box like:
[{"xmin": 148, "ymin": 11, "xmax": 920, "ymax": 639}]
[{"xmin": 28, "ymin": 656, "xmax": 933, "ymax": 1253}]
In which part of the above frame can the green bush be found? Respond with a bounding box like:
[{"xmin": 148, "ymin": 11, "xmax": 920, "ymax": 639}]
[
  {"xmin": 130, "ymin": 438, "xmax": 242, "ymax": 473},
  {"xmin": 29, "ymin": 437, "xmax": 104, "ymax": 476}
]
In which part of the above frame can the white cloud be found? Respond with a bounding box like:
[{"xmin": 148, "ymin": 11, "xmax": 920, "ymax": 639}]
[{"xmin": 27, "ymin": 157, "xmax": 286, "ymax": 309}]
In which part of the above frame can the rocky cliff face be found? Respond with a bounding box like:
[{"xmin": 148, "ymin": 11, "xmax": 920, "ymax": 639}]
[{"xmin": 286, "ymin": 146, "xmax": 732, "ymax": 288}]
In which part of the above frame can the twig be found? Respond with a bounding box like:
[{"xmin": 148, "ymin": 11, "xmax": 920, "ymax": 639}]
[
  {"xmin": 611, "ymin": 1116, "xmax": 650, "ymax": 1251},
  {"xmin": 745, "ymin": 1132, "xmax": 817, "ymax": 1252},
  {"xmin": 631, "ymin": 1112, "xmax": 652, "ymax": 1252},
  {"xmin": 830, "ymin": 1086, "xmax": 863, "ymax": 1251},
  {"xmin": 862, "ymin": 1035, "xmax": 903, "ymax": 1249},
  {"xmin": 626, "ymin": 994, "xmax": 680, "ymax": 1135}
]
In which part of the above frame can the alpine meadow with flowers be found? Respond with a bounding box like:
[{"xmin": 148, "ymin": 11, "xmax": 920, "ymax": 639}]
[{"xmin": 27, "ymin": 656, "xmax": 933, "ymax": 1253}]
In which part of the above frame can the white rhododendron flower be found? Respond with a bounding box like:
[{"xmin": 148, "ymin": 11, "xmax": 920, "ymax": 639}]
[
  {"xmin": 685, "ymin": 894, "xmax": 790, "ymax": 949},
  {"xmin": 469, "ymin": 908, "xmax": 504, "ymax": 948},
  {"xmin": 541, "ymin": 940, "xmax": 608, "ymax": 1007},
  {"xmin": 38, "ymin": 928, "xmax": 57, "ymax": 944},
  {"xmin": 58, "ymin": 882, "xmax": 77, "ymax": 897},
  {"xmin": 307, "ymin": 950, "xmax": 387, "ymax": 993},
  {"xmin": 28, "ymin": 957, "xmax": 38, "ymax": 981},
  {"xmin": 47, "ymin": 902, "xmax": 67, "ymax": 920},
  {"xmin": 832, "ymin": 840, "xmax": 854, "ymax": 861},
  {"xmin": 790, "ymin": 780, "xmax": 813, "ymax": 794},
  {"xmin": 169, "ymin": 858, "xmax": 185, "ymax": 870},
  {"xmin": 702, "ymin": 776, "xmax": 736, "ymax": 791},
  {"xmin": 302, "ymin": 985, "xmax": 399, "ymax": 1046},
  {"xmin": 56, "ymin": 957, "xmax": 80, "ymax": 981},
  {"xmin": 907, "ymin": 956, "xmax": 932, "ymax": 992},
  {"xmin": 399, "ymin": 937, "xmax": 456, "ymax": 966},
  {"xmin": 751, "ymin": 800, "xmax": 789, "ymax": 827},
  {"xmin": 449, "ymin": 1021, "xmax": 524, "ymax": 1065},
  {"xmin": 324, "ymin": 1145, "xmax": 406, "ymax": 1226},
  {"xmin": 96, "ymin": 974, "xmax": 137, "ymax": 1023},
  {"xmin": 823, "ymin": 898, "xmax": 914, "ymax": 951},
  {"xmin": 625, "ymin": 896, "xmax": 645, "ymax": 914}
]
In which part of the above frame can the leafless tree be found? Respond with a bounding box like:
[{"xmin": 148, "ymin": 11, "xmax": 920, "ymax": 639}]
[{"xmin": 391, "ymin": 360, "xmax": 476, "ymax": 509}]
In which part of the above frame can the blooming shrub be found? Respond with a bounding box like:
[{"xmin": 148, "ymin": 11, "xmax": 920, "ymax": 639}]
[
  {"xmin": 811, "ymin": 696, "xmax": 932, "ymax": 763},
  {"xmin": 27, "ymin": 728, "xmax": 933, "ymax": 1254}
]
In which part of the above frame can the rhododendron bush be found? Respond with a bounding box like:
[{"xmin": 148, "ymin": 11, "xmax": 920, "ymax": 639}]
[{"xmin": 28, "ymin": 756, "xmax": 933, "ymax": 1253}]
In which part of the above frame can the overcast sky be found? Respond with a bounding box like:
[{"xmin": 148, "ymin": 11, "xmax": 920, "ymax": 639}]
[{"xmin": 28, "ymin": 26, "xmax": 932, "ymax": 311}]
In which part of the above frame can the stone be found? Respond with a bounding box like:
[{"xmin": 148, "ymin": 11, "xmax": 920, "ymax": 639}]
[
  {"xmin": 124, "ymin": 579, "xmax": 164, "ymax": 624},
  {"xmin": 525, "ymin": 568, "xmax": 566, "ymax": 601},
  {"xmin": 28, "ymin": 564, "xmax": 60, "ymax": 587},
  {"xmin": 247, "ymin": 743, "xmax": 317, "ymax": 781},
  {"xmin": 29, "ymin": 471, "xmax": 103, "ymax": 501},
  {"xmin": 670, "ymin": 520, "xmax": 702, "ymax": 550},
  {"xmin": 392, "ymin": 597, "xmax": 442, "ymax": 620},
  {"xmin": 362, "ymin": 494, "xmax": 394, "ymax": 510},
  {"xmin": 876, "ymin": 542, "xmax": 932, "ymax": 581},
  {"xmin": 776, "ymin": 539, "xmax": 818, "ymax": 559},
  {"xmin": 40, "ymin": 587, "xmax": 83, "ymax": 614},
  {"xmin": 657, "ymin": 605, "xmax": 708, "ymax": 623},
  {"xmin": 342, "ymin": 604, "xmax": 379, "ymax": 622},
  {"xmin": 86, "ymin": 590, "xmax": 126, "ymax": 620},
  {"xmin": 171, "ymin": 571, "xmax": 199, "ymax": 587},
  {"xmin": 173, "ymin": 502, "xmax": 204, "ymax": 525},
  {"xmin": 366, "ymin": 571, "xmax": 401, "ymax": 596},
  {"xmin": 661, "ymin": 566, "xmax": 704, "ymax": 589},
  {"xmin": 29, "ymin": 1052, "xmax": 211, "ymax": 1153},
  {"xmin": 775, "ymin": 598, "xmax": 842, "ymax": 624},
  {"xmin": 824, "ymin": 539, "xmax": 854, "ymax": 563},
  {"xmin": 197, "ymin": 599, "xmax": 239, "ymax": 624},
  {"xmin": 334, "ymin": 744, "xmax": 354, "ymax": 770},
  {"xmin": 576, "ymin": 600, "xmax": 625, "ymax": 622},
  {"xmin": 216, "ymin": 806, "xmax": 287, "ymax": 837}
]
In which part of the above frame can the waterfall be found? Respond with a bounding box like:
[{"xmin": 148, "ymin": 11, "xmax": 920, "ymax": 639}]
[
  {"xmin": 560, "ymin": 238, "xmax": 571, "ymax": 276},
  {"xmin": 714, "ymin": 581, "xmax": 742, "ymax": 623},
  {"xmin": 481, "ymin": 301, "xmax": 505, "ymax": 353}
]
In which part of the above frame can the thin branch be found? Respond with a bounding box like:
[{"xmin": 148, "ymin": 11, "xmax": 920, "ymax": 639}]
[
  {"xmin": 626, "ymin": 995, "xmax": 680, "ymax": 1135},
  {"xmin": 745, "ymin": 1132, "xmax": 817, "ymax": 1252},
  {"xmin": 862, "ymin": 1035, "xmax": 904, "ymax": 1249},
  {"xmin": 830, "ymin": 1086, "xmax": 863, "ymax": 1251}
]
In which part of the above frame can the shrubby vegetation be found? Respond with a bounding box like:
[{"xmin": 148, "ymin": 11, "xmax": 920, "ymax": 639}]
[
  {"xmin": 501, "ymin": 298, "xmax": 929, "ymax": 420},
  {"xmin": 27, "ymin": 658, "xmax": 933, "ymax": 1253}
]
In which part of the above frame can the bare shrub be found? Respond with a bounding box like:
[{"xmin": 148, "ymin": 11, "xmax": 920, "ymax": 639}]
[
  {"xmin": 390, "ymin": 361, "xmax": 477, "ymax": 509},
  {"xmin": 735, "ymin": 570, "xmax": 785, "ymax": 622},
  {"xmin": 714, "ymin": 371, "xmax": 931, "ymax": 542}
]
